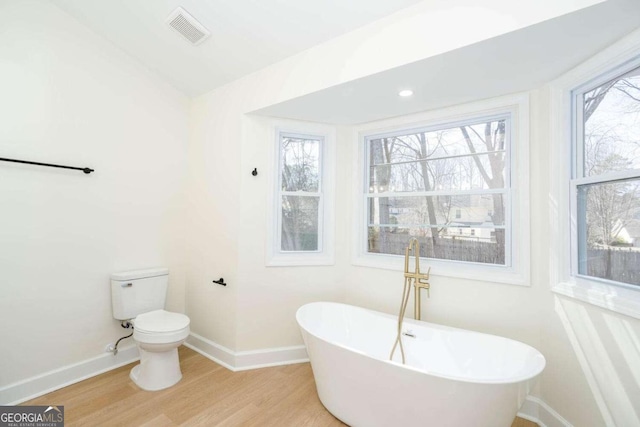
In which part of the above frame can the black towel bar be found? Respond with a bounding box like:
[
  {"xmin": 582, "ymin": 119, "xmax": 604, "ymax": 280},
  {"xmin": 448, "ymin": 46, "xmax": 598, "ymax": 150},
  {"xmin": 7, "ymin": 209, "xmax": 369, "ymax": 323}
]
[{"xmin": 0, "ymin": 157, "xmax": 94, "ymax": 174}]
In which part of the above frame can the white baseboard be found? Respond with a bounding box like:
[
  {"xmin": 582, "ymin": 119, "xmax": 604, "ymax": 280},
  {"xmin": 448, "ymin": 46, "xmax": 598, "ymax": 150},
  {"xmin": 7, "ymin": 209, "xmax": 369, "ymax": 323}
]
[
  {"xmin": 1, "ymin": 333, "xmax": 308, "ymax": 406},
  {"xmin": 185, "ymin": 332, "xmax": 308, "ymax": 372},
  {"xmin": 184, "ymin": 333, "xmax": 236, "ymax": 370},
  {"xmin": 0, "ymin": 345, "xmax": 139, "ymax": 405},
  {"xmin": 518, "ymin": 396, "xmax": 573, "ymax": 427},
  {"xmin": 235, "ymin": 344, "xmax": 309, "ymax": 370}
]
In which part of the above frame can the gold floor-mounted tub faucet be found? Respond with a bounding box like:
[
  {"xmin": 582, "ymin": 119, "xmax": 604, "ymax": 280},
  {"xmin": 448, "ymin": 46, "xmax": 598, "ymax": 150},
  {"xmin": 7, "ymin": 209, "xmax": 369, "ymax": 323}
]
[
  {"xmin": 390, "ymin": 238, "xmax": 431, "ymax": 364},
  {"xmin": 404, "ymin": 238, "xmax": 430, "ymax": 321}
]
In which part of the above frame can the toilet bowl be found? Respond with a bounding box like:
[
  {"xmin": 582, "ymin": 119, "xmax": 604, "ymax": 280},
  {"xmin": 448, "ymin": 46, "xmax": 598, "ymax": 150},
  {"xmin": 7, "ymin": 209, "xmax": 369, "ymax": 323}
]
[
  {"xmin": 130, "ymin": 309, "xmax": 190, "ymax": 391},
  {"xmin": 110, "ymin": 268, "xmax": 190, "ymax": 391}
]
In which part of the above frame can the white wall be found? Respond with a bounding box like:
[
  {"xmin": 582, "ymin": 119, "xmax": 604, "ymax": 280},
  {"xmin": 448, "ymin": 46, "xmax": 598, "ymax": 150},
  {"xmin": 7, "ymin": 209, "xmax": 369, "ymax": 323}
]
[
  {"xmin": 235, "ymin": 116, "xmax": 349, "ymax": 350},
  {"xmin": 184, "ymin": 92, "xmax": 241, "ymax": 350},
  {"xmin": 0, "ymin": 0, "xmax": 189, "ymax": 387},
  {"xmin": 186, "ymin": 0, "xmax": 596, "ymax": 357},
  {"xmin": 187, "ymin": 1, "xmax": 640, "ymax": 425}
]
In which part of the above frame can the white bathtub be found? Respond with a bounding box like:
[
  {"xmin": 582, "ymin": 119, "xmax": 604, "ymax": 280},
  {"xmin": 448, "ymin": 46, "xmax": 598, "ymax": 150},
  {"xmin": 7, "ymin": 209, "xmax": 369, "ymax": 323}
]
[{"xmin": 296, "ymin": 302, "xmax": 545, "ymax": 427}]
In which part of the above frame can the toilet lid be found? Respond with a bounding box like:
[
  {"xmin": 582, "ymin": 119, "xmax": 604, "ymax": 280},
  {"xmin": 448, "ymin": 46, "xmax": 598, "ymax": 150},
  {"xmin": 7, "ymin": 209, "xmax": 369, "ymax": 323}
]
[{"xmin": 134, "ymin": 310, "xmax": 190, "ymax": 333}]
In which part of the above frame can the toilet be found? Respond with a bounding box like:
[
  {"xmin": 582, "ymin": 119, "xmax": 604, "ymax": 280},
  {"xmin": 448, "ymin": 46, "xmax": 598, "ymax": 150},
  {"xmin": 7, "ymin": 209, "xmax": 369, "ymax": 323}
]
[{"xmin": 111, "ymin": 268, "xmax": 190, "ymax": 391}]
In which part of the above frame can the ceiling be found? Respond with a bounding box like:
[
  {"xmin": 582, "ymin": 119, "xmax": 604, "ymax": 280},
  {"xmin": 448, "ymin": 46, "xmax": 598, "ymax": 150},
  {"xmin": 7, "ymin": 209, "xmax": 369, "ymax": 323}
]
[
  {"xmin": 50, "ymin": 0, "xmax": 424, "ymax": 97},
  {"xmin": 253, "ymin": 0, "xmax": 640, "ymax": 125}
]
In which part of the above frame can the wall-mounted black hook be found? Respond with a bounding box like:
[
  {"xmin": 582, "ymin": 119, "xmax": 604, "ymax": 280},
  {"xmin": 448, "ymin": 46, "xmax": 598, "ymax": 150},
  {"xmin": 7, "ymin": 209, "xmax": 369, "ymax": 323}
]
[
  {"xmin": 212, "ymin": 278, "xmax": 227, "ymax": 286},
  {"xmin": 251, "ymin": 168, "xmax": 258, "ymax": 176}
]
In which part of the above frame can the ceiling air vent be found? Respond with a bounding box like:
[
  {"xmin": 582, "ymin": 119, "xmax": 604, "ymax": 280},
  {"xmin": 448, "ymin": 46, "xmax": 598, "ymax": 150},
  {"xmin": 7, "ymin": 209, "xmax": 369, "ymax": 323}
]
[{"xmin": 166, "ymin": 7, "xmax": 210, "ymax": 46}]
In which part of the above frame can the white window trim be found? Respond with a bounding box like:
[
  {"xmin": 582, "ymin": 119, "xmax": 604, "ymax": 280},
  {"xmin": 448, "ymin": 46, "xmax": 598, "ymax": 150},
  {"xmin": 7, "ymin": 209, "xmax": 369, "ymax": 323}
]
[
  {"xmin": 351, "ymin": 93, "xmax": 530, "ymax": 286},
  {"xmin": 550, "ymin": 28, "xmax": 640, "ymax": 320},
  {"xmin": 266, "ymin": 123, "xmax": 335, "ymax": 267},
  {"xmin": 277, "ymin": 131, "xmax": 325, "ymax": 254}
]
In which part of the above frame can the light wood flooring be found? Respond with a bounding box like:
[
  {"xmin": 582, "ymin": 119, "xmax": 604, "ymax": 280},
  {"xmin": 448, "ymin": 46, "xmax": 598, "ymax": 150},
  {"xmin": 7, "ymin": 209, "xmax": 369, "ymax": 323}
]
[{"xmin": 24, "ymin": 347, "xmax": 537, "ymax": 427}]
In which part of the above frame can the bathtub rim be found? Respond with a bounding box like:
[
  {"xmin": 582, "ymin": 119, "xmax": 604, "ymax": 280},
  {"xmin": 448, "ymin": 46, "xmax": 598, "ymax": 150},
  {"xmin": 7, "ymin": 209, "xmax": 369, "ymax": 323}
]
[{"xmin": 296, "ymin": 301, "xmax": 546, "ymax": 386}]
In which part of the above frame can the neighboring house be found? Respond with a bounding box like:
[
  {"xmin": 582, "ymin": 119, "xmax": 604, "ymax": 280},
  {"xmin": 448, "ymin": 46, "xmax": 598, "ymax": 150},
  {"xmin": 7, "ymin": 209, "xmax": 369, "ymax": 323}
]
[
  {"xmin": 444, "ymin": 217, "xmax": 496, "ymax": 242},
  {"xmin": 623, "ymin": 221, "xmax": 640, "ymax": 247},
  {"xmin": 382, "ymin": 195, "xmax": 495, "ymax": 242},
  {"xmin": 387, "ymin": 194, "xmax": 496, "ymax": 223},
  {"xmin": 384, "ymin": 194, "xmax": 498, "ymax": 242},
  {"xmin": 609, "ymin": 219, "xmax": 640, "ymax": 247}
]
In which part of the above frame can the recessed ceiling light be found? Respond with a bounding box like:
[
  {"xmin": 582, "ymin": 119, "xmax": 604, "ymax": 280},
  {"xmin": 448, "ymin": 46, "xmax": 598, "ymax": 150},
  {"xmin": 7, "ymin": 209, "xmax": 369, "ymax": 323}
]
[{"xmin": 398, "ymin": 89, "xmax": 414, "ymax": 97}]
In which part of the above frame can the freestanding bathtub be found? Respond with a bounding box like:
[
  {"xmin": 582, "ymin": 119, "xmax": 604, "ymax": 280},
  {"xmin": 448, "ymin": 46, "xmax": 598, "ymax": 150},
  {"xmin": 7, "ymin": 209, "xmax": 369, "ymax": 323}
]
[{"xmin": 296, "ymin": 302, "xmax": 545, "ymax": 427}]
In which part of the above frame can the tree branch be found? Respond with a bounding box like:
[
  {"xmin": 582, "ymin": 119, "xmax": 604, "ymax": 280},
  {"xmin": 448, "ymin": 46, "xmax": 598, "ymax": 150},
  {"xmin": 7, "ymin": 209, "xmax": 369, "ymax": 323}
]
[{"xmin": 459, "ymin": 126, "xmax": 492, "ymax": 184}]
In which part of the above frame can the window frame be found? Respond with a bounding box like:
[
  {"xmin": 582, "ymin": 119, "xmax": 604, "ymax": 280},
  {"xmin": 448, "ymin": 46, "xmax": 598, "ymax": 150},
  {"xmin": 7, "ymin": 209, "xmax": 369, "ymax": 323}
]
[
  {"xmin": 277, "ymin": 131, "xmax": 324, "ymax": 254},
  {"xmin": 570, "ymin": 61, "xmax": 640, "ymax": 290},
  {"xmin": 267, "ymin": 126, "xmax": 335, "ymax": 267},
  {"xmin": 352, "ymin": 94, "xmax": 530, "ymax": 285},
  {"xmin": 550, "ymin": 30, "xmax": 640, "ymax": 319},
  {"xmin": 362, "ymin": 113, "xmax": 513, "ymax": 266}
]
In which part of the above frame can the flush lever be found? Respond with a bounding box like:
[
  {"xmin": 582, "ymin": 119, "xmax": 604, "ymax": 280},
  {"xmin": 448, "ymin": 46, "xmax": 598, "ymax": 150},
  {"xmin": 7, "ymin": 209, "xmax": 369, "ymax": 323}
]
[{"xmin": 121, "ymin": 283, "xmax": 132, "ymax": 288}]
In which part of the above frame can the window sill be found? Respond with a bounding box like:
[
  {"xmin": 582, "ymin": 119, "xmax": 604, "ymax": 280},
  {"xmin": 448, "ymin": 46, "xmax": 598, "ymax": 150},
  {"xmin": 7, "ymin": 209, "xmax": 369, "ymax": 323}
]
[
  {"xmin": 552, "ymin": 281, "xmax": 640, "ymax": 320},
  {"xmin": 352, "ymin": 253, "xmax": 529, "ymax": 286}
]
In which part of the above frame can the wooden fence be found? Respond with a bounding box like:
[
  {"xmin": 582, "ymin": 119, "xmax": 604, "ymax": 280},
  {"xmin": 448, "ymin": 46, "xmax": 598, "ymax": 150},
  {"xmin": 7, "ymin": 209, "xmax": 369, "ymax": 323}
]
[
  {"xmin": 369, "ymin": 233, "xmax": 640, "ymax": 286},
  {"xmin": 369, "ymin": 232, "xmax": 504, "ymax": 264},
  {"xmin": 586, "ymin": 248, "xmax": 640, "ymax": 286}
]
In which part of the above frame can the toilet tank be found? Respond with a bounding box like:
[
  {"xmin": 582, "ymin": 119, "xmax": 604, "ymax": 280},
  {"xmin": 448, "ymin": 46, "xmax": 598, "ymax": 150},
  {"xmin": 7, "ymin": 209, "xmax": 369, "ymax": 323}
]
[{"xmin": 111, "ymin": 268, "xmax": 169, "ymax": 320}]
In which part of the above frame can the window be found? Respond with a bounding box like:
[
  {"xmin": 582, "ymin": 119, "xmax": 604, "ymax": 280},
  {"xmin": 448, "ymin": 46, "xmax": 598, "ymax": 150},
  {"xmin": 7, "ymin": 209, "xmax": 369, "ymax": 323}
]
[
  {"xmin": 267, "ymin": 128, "xmax": 335, "ymax": 266},
  {"xmin": 550, "ymin": 35, "xmax": 640, "ymax": 318},
  {"xmin": 278, "ymin": 133, "xmax": 323, "ymax": 252},
  {"xmin": 364, "ymin": 114, "xmax": 511, "ymax": 266},
  {"xmin": 572, "ymin": 62, "xmax": 640, "ymax": 288},
  {"xmin": 353, "ymin": 95, "xmax": 529, "ymax": 284}
]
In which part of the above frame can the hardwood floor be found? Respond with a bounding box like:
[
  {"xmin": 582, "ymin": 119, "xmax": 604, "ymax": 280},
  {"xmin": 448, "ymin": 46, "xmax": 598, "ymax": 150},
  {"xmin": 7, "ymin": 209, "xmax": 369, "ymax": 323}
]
[{"xmin": 24, "ymin": 347, "xmax": 537, "ymax": 427}]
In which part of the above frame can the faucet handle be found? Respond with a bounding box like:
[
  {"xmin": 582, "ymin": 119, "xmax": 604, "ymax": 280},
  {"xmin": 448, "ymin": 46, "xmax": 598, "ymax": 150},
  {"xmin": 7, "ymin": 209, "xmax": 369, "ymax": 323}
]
[{"xmin": 415, "ymin": 279, "xmax": 430, "ymax": 298}]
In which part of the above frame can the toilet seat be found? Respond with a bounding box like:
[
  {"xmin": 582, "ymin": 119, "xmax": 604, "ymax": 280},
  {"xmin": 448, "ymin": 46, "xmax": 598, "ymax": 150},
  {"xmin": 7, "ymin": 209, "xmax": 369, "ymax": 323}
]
[{"xmin": 133, "ymin": 309, "xmax": 190, "ymax": 344}]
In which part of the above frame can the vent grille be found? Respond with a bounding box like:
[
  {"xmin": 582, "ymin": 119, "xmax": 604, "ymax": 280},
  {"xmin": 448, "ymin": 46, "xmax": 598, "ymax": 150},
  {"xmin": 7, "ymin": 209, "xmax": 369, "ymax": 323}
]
[{"xmin": 166, "ymin": 7, "xmax": 210, "ymax": 45}]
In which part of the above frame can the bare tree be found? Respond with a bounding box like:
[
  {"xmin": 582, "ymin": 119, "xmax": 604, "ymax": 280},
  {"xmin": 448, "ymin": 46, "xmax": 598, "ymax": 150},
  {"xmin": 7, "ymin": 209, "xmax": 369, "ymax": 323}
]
[
  {"xmin": 415, "ymin": 132, "xmax": 443, "ymax": 253},
  {"xmin": 369, "ymin": 126, "xmax": 498, "ymax": 261},
  {"xmin": 280, "ymin": 138, "xmax": 320, "ymax": 251},
  {"xmin": 580, "ymin": 71, "xmax": 640, "ymax": 282},
  {"xmin": 585, "ymin": 155, "xmax": 640, "ymax": 245},
  {"xmin": 459, "ymin": 121, "xmax": 506, "ymax": 264},
  {"xmin": 583, "ymin": 73, "xmax": 640, "ymax": 245}
]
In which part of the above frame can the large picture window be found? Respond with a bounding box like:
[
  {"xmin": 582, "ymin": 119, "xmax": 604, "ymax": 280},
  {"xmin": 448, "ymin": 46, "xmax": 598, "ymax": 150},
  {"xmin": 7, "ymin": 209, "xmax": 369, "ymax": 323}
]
[
  {"xmin": 572, "ymin": 62, "xmax": 640, "ymax": 287},
  {"xmin": 364, "ymin": 114, "xmax": 512, "ymax": 266}
]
